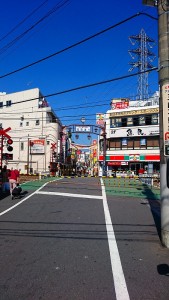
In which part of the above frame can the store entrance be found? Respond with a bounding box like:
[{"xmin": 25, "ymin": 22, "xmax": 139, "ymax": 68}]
[{"xmin": 130, "ymin": 163, "xmax": 141, "ymax": 175}]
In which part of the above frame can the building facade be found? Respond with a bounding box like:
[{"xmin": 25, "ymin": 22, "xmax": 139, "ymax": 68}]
[
  {"xmin": 99, "ymin": 95, "xmax": 160, "ymax": 176},
  {"xmin": 0, "ymin": 88, "xmax": 62, "ymax": 174}
]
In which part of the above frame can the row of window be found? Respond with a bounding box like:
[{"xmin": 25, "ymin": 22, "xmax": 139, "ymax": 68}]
[
  {"xmin": 100, "ymin": 137, "xmax": 159, "ymax": 150},
  {"xmin": 0, "ymin": 100, "xmax": 12, "ymax": 108},
  {"xmin": 110, "ymin": 113, "xmax": 159, "ymax": 128},
  {"xmin": 20, "ymin": 120, "xmax": 40, "ymax": 127}
]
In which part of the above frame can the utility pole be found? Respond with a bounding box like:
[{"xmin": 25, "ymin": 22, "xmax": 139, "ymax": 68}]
[
  {"xmin": 102, "ymin": 122, "xmax": 107, "ymax": 176},
  {"xmin": 158, "ymin": 0, "xmax": 169, "ymax": 247},
  {"xmin": 27, "ymin": 135, "xmax": 30, "ymax": 175},
  {"xmin": 143, "ymin": 0, "xmax": 169, "ymax": 247}
]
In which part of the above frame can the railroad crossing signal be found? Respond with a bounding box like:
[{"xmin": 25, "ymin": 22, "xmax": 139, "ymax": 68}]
[
  {"xmin": 0, "ymin": 127, "xmax": 12, "ymax": 166},
  {"xmin": 0, "ymin": 127, "xmax": 11, "ymax": 139},
  {"xmin": 51, "ymin": 143, "xmax": 56, "ymax": 150}
]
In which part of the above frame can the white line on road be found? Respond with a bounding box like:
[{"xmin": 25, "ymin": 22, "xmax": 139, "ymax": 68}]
[
  {"xmin": 0, "ymin": 181, "xmax": 50, "ymax": 217},
  {"xmin": 101, "ymin": 178, "xmax": 130, "ymax": 300},
  {"xmin": 36, "ymin": 190, "xmax": 102, "ymax": 199}
]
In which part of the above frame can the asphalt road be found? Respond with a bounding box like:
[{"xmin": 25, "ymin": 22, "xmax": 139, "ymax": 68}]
[{"xmin": 0, "ymin": 177, "xmax": 169, "ymax": 300}]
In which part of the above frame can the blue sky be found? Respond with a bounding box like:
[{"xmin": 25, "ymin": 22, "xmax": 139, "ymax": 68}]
[{"xmin": 0, "ymin": 0, "xmax": 158, "ymax": 145}]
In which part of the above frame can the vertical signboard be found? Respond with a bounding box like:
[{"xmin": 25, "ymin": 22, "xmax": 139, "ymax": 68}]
[
  {"xmin": 96, "ymin": 113, "xmax": 105, "ymax": 126},
  {"xmin": 163, "ymin": 84, "xmax": 169, "ymax": 155}
]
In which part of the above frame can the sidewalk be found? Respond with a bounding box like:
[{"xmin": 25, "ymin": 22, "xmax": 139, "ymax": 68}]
[{"xmin": 103, "ymin": 177, "xmax": 160, "ymax": 200}]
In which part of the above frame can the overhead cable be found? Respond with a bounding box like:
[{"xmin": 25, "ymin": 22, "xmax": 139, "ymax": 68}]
[
  {"xmin": 0, "ymin": 12, "xmax": 157, "ymax": 79},
  {"xmin": 1, "ymin": 68, "xmax": 158, "ymax": 107}
]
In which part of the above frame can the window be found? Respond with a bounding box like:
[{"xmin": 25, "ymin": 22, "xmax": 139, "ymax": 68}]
[
  {"xmin": 110, "ymin": 118, "xmax": 115, "ymax": 127},
  {"xmin": 140, "ymin": 138, "xmax": 146, "ymax": 146},
  {"xmin": 127, "ymin": 117, "xmax": 133, "ymax": 126},
  {"xmin": 6, "ymin": 100, "xmax": 12, "ymax": 107},
  {"xmin": 121, "ymin": 117, "xmax": 127, "ymax": 127},
  {"xmin": 109, "ymin": 139, "xmax": 121, "ymax": 149},
  {"xmin": 145, "ymin": 114, "xmax": 152, "ymax": 125},
  {"xmin": 139, "ymin": 116, "xmax": 145, "ymax": 125},
  {"xmin": 0, "ymin": 123, "xmax": 2, "ymax": 129},
  {"xmin": 121, "ymin": 138, "xmax": 127, "ymax": 149},
  {"xmin": 152, "ymin": 114, "xmax": 158, "ymax": 125},
  {"xmin": 0, "ymin": 102, "xmax": 3, "ymax": 108},
  {"xmin": 20, "ymin": 122, "xmax": 23, "ymax": 127},
  {"xmin": 115, "ymin": 118, "xmax": 122, "ymax": 127},
  {"xmin": 26, "ymin": 122, "xmax": 29, "ymax": 126},
  {"xmin": 21, "ymin": 142, "xmax": 24, "ymax": 151},
  {"xmin": 134, "ymin": 139, "xmax": 140, "ymax": 149},
  {"xmin": 133, "ymin": 116, "xmax": 139, "ymax": 126},
  {"xmin": 128, "ymin": 140, "xmax": 133, "ymax": 149},
  {"xmin": 47, "ymin": 141, "xmax": 50, "ymax": 145},
  {"xmin": 35, "ymin": 120, "xmax": 40, "ymax": 125},
  {"xmin": 147, "ymin": 137, "xmax": 159, "ymax": 149},
  {"xmin": 140, "ymin": 138, "xmax": 146, "ymax": 149}
]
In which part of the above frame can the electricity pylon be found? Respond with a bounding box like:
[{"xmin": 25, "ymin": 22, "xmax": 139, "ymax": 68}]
[{"xmin": 128, "ymin": 28, "xmax": 156, "ymax": 100}]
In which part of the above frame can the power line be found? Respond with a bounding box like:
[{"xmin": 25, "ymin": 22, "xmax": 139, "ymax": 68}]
[
  {"xmin": 0, "ymin": 12, "xmax": 157, "ymax": 79},
  {"xmin": 0, "ymin": 0, "xmax": 70, "ymax": 56},
  {"xmin": 0, "ymin": 0, "xmax": 49, "ymax": 43},
  {"xmin": 0, "ymin": 68, "xmax": 158, "ymax": 108}
]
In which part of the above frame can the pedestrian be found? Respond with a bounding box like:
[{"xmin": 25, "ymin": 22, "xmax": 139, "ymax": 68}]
[
  {"xmin": 8, "ymin": 167, "xmax": 20, "ymax": 199},
  {"xmin": 1, "ymin": 165, "xmax": 10, "ymax": 193}
]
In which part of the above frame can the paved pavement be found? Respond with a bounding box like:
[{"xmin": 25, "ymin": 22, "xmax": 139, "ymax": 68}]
[{"xmin": 0, "ymin": 176, "xmax": 168, "ymax": 300}]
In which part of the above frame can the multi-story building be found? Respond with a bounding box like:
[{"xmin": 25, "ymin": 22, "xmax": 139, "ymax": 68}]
[
  {"xmin": 0, "ymin": 88, "xmax": 62, "ymax": 174},
  {"xmin": 99, "ymin": 94, "xmax": 160, "ymax": 176}
]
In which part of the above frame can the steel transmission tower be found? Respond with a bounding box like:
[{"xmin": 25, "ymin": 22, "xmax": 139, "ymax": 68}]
[{"xmin": 128, "ymin": 28, "xmax": 155, "ymax": 100}]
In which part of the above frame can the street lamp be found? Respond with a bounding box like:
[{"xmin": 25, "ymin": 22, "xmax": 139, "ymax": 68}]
[
  {"xmin": 81, "ymin": 117, "xmax": 86, "ymax": 124},
  {"xmin": 87, "ymin": 134, "xmax": 91, "ymax": 140}
]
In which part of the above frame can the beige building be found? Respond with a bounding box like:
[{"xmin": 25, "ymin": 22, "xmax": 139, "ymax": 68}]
[{"xmin": 0, "ymin": 88, "xmax": 62, "ymax": 174}]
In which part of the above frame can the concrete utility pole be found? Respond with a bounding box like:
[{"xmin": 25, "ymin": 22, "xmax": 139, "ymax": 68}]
[
  {"xmin": 158, "ymin": 0, "xmax": 169, "ymax": 247},
  {"xmin": 143, "ymin": 0, "xmax": 169, "ymax": 247},
  {"xmin": 102, "ymin": 122, "xmax": 107, "ymax": 176}
]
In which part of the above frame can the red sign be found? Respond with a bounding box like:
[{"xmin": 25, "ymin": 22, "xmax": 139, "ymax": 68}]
[
  {"xmin": 51, "ymin": 143, "xmax": 56, "ymax": 150},
  {"xmin": 165, "ymin": 132, "xmax": 169, "ymax": 140},
  {"xmin": 108, "ymin": 162, "xmax": 121, "ymax": 166},
  {"xmin": 0, "ymin": 127, "xmax": 11, "ymax": 139}
]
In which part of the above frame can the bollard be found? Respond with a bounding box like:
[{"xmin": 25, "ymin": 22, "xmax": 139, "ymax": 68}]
[{"xmin": 39, "ymin": 172, "xmax": 42, "ymax": 180}]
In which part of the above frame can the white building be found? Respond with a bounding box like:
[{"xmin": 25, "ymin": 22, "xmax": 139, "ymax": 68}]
[
  {"xmin": 99, "ymin": 95, "xmax": 160, "ymax": 176},
  {"xmin": 0, "ymin": 88, "xmax": 62, "ymax": 174}
]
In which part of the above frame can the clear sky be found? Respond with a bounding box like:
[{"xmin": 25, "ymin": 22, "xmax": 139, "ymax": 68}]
[{"xmin": 0, "ymin": 0, "xmax": 158, "ymax": 145}]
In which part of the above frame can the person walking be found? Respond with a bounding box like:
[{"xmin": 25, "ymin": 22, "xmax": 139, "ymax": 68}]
[
  {"xmin": 8, "ymin": 168, "xmax": 20, "ymax": 199},
  {"xmin": 1, "ymin": 165, "xmax": 10, "ymax": 193}
]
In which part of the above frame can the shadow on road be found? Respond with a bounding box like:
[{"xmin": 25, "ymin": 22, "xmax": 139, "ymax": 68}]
[
  {"xmin": 140, "ymin": 184, "xmax": 161, "ymax": 240},
  {"xmin": 157, "ymin": 264, "xmax": 169, "ymax": 276}
]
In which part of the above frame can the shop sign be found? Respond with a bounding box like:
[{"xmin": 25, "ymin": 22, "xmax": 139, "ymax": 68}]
[
  {"xmin": 107, "ymin": 162, "xmax": 121, "ymax": 166},
  {"xmin": 30, "ymin": 139, "xmax": 45, "ymax": 154},
  {"xmin": 75, "ymin": 126, "xmax": 91, "ymax": 132},
  {"xmin": 96, "ymin": 113, "xmax": 105, "ymax": 125},
  {"xmin": 110, "ymin": 125, "xmax": 159, "ymax": 138},
  {"xmin": 129, "ymin": 154, "xmax": 140, "ymax": 161}
]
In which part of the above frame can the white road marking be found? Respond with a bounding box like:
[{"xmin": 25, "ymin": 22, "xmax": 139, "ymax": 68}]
[
  {"xmin": 0, "ymin": 181, "xmax": 50, "ymax": 216},
  {"xmin": 36, "ymin": 190, "xmax": 102, "ymax": 199},
  {"xmin": 101, "ymin": 178, "xmax": 130, "ymax": 300}
]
